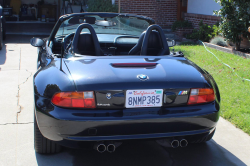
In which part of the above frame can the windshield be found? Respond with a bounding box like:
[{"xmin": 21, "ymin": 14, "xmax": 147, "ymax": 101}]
[{"xmin": 55, "ymin": 15, "xmax": 151, "ymax": 37}]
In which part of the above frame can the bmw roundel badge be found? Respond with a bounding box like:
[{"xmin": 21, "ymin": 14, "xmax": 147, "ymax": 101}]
[
  {"xmin": 106, "ymin": 93, "xmax": 112, "ymax": 99},
  {"xmin": 137, "ymin": 74, "xmax": 149, "ymax": 81}
]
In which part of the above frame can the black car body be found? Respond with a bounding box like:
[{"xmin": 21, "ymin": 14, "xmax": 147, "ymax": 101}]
[{"xmin": 31, "ymin": 13, "xmax": 220, "ymax": 154}]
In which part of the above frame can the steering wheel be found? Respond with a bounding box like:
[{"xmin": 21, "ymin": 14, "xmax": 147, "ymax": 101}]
[
  {"xmin": 63, "ymin": 33, "xmax": 75, "ymax": 54},
  {"xmin": 140, "ymin": 25, "xmax": 170, "ymax": 56}
]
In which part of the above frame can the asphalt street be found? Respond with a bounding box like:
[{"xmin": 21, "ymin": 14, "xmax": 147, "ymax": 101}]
[{"xmin": 0, "ymin": 35, "xmax": 250, "ymax": 166}]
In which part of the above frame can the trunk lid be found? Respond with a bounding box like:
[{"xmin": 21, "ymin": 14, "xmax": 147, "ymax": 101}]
[
  {"xmin": 64, "ymin": 56, "xmax": 206, "ymax": 90},
  {"xmin": 64, "ymin": 56, "xmax": 208, "ymax": 108}
]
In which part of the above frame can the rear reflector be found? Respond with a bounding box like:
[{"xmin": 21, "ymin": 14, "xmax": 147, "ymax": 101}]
[
  {"xmin": 111, "ymin": 63, "xmax": 157, "ymax": 67},
  {"xmin": 188, "ymin": 88, "xmax": 215, "ymax": 105},
  {"xmin": 51, "ymin": 91, "xmax": 96, "ymax": 108}
]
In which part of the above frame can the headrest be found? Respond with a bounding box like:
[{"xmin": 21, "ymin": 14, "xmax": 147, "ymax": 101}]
[
  {"xmin": 72, "ymin": 23, "xmax": 103, "ymax": 56},
  {"xmin": 146, "ymin": 31, "xmax": 163, "ymax": 49},
  {"xmin": 76, "ymin": 33, "xmax": 95, "ymax": 55},
  {"xmin": 141, "ymin": 24, "xmax": 170, "ymax": 56},
  {"xmin": 128, "ymin": 31, "xmax": 164, "ymax": 55}
]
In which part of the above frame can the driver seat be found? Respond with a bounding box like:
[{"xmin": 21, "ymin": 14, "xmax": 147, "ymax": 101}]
[{"xmin": 72, "ymin": 23, "xmax": 104, "ymax": 56}]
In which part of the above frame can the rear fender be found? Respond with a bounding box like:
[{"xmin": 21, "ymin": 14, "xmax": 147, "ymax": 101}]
[{"xmin": 34, "ymin": 59, "xmax": 76, "ymax": 98}]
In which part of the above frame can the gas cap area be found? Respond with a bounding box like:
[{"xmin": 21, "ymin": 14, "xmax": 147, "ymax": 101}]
[
  {"xmin": 164, "ymin": 92, "xmax": 177, "ymax": 104},
  {"xmin": 163, "ymin": 89, "xmax": 190, "ymax": 107}
]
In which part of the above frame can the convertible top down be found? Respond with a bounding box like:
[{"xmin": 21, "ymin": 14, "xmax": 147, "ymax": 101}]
[{"xmin": 31, "ymin": 13, "xmax": 220, "ymax": 154}]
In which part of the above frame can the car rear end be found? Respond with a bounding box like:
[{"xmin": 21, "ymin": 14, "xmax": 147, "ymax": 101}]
[{"xmin": 35, "ymin": 56, "xmax": 220, "ymax": 151}]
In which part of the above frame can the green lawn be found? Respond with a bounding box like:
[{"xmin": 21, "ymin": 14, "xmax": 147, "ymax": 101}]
[{"xmin": 175, "ymin": 44, "xmax": 250, "ymax": 135}]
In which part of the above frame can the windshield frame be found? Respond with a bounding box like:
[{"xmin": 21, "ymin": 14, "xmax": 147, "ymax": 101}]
[{"xmin": 48, "ymin": 13, "xmax": 155, "ymax": 46}]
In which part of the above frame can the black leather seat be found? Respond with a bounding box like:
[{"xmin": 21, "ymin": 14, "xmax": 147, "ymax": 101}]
[
  {"xmin": 128, "ymin": 32, "xmax": 145, "ymax": 55},
  {"xmin": 72, "ymin": 23, "xmax": 103, "ymax": 56},
  {"xmin": 74, "ymin": 33, "xmax": 96, "ymax": 55},
  {"xmin": 129, "ymin": 29, "xmax": 170, "ymax": 56}
]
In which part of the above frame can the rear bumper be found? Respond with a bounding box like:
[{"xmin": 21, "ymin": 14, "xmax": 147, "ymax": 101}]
[{"xmin": 35, "ymin": 94, "xmax": 220, "ymax": 146}]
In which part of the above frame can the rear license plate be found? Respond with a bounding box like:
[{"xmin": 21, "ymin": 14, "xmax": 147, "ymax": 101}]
[{"xmin": 126, "ymin": 89, "xmax": 163, "ymax": 108}]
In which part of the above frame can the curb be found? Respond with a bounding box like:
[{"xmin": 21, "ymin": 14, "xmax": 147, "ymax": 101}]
[{"xmin": 203, "ymin": 42, "xmax": 250, "ymax": 59}]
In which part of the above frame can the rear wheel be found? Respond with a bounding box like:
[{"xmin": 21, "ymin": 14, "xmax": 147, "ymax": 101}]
[
  {"xmin": 34, "ymin": 114, "xmax": 62, "ymax": 154},
  {"xmin": 2, "ymin": 17, "xmax": 6, "ymax": 40},
  {"xmin": 0, "ymin": 20, "xmax": 3, "ymax": 50}
]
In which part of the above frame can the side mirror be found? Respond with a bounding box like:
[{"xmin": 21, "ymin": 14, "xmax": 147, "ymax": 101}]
[
  {"xmin": 167, "ymin": 40, "xmax": 176, "ymax": 47},
  {"xmin": 30, "ymin": 37, "xmax": 44, "ymax": 47},
  {"xmin": 172, "ymin": 40, "xmax": 176, "ymax": 46}
]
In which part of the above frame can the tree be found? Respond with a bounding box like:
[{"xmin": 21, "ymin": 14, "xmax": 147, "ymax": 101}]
[{"xmin": 214, "ymin": 0, "xmax": 250, "ymax": 50}]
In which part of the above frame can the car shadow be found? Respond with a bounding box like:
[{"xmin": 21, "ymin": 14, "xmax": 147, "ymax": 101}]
[{"xmin": 35, "ymin": 140, "xmax": 246, "ymax": 166}]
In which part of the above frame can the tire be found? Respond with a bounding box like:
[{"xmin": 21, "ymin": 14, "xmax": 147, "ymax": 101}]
[
  {"xmin": 3, "ymin": 28, "xmax": 6, "ymax": 40},
  {"xmin": 34, "ymin": 114, "xmax": 62, "ymax": 154},
  {"xmin": 2, "ymin": 18, "xmax": 6, "ymax": 40},
  {"xmin": 0, "ymin": 20, "xmax": 3, "ymax": 51}
]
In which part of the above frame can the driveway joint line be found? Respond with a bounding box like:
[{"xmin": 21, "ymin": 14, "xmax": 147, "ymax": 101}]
[
  {"xmin": 0, "ymin": 122, "xmax": 34, "ymax": 125},
  {"xmin": 16, "ymin": 69, "xmax": 32, "ymax": 123},
  {"xmin": 16, "ymin": 47, "xmax": 33, "ymax": 123}
]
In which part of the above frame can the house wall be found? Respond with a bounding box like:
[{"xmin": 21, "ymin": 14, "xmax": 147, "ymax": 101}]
[
  {"xmin": 115, "ymin": 0, "xmax": 178, "ymax": 28},
  {"xmin": 185, "ymin": 0, "xmax": 221, "ymax": 29},
  {"xmin": 184, "ymin": 13, "xmax": 220, "ymax": 29},
  {"xmin": 187, "ymin": 0, "xmax": 221, "ymax": 16}
]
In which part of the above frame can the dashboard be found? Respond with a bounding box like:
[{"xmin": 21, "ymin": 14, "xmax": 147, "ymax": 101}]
[
  {"xmin": 52, "ymin": 33, "xmax": 174, "ymax": 56},
  {"xmin": 53, "ymin": 33, "xmax": 139, "ymax": 56}
]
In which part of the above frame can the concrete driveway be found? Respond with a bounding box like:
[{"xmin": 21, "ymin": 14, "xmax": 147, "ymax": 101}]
[{"xmin": 0, "ymin": 35, "xmax": 250, "ymax": 166}]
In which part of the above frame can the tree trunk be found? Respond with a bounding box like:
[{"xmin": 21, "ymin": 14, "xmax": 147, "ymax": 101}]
[{"xmin": 235, "ymin": 42, "xmax": 241, "ymax": 51}]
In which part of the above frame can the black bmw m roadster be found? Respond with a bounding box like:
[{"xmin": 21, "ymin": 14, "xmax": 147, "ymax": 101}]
[{"xmin": 31, "ymin": 13, "xmax": 220, "ymax": 154}]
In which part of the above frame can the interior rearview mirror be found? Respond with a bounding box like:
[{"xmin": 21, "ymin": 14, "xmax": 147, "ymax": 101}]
[{"xmin": 30, "ymin": 37, "xmax": 44, "ymax": 47}]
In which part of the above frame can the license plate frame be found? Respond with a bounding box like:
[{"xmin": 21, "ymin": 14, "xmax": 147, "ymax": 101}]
[{"xmin": 125, "ymin": 89, "xmax": 163, "ymax": 108}]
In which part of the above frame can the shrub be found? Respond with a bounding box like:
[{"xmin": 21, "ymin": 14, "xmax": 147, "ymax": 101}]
[
  {"xmin": 212, "ymin": 22, "xmax": 222, "ymax": 37},
  {"xmin": 179, "ymin": 41, "xmax": 197, "ymax": 46},
  {"xmin": 186, "ymin": 20, "xmax": 214, "ymax": 42},
  {"xmin": 214, "ymin": 0, "xmax": 250, "ymax": 51},
  {"xmin": 171, "ymin": 20, "xmax": 193, "ymax": 31},
  {"xmin": 210, "ymin": 36, "xmax": 228, "ymax": 47},
  {"xmin": 87, "ymin": 0, "xmax": 118, "ymax": 12}
]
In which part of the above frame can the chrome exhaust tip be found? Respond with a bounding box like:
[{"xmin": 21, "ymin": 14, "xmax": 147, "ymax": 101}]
[
  {"xmin": 171, "ymin": 140, "xmax": 179, "ymax": 148},
  {"xmin": 97, "ymin": 144, "xmax": 106, "ymax": 153},
  {"xmin": 180, "ymin": 139, "xmax": 188, "ymax": 147},
  {"xmin": 107, "ymin": 144, "xmax": 116, "ymax": 153}
]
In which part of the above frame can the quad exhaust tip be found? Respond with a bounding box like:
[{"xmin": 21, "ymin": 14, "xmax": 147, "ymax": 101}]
[
  {"xmin": 97, "ymin": 144, "xmax": 106, "ymax": 153},
  {"xmin": 107, "ymin": 144, "xmax": 116, "ymax": 153},
  {"xmin": 171, "ymin": 140, "xmax": 179, "ymax": 148},
  {"xmin": 180, "ymin": 139, "xmax": 188, "ymax": 147},
  {"xmin": 156, "ymin": 138, "xmax": 188, "ymax": 148},
  {"xmin": 95, "ymin": 143, "xmax": 117, "ymax": 153}
]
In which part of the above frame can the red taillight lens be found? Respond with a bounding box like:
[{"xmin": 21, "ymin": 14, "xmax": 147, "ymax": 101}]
[
  {"xmin": 51, "ymin": 91, "xmax": 96, "ymax": 108},
  {"xmin": 188, "ymin": 88, "xmax": 215, "ymax": 105}
]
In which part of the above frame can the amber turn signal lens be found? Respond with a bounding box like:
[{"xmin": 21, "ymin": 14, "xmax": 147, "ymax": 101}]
[
  {"xmin": 51, "ymin": 91, "xmax": 96, "ymax": 108},
  {"xmin": 188, "ymin": 88, "xmax": 215, "ymax": 105}
]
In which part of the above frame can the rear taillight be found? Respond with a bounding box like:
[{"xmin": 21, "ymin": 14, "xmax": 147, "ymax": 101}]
[
  {"xmin": 111, "ymin": 63, "xmax": 157, "ymax": 67},
  {"xmin": 188, "ymin": 88, "xmax": 215, "ymax": 105},
  {"xmin": 51, "ymin": 91, "xmax": 96, "ymax": 108}
]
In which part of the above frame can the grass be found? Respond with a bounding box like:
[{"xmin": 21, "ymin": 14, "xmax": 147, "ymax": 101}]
[{"xmin": 174, "ymin": 44, "xmax": 250, "ymax": 135}]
